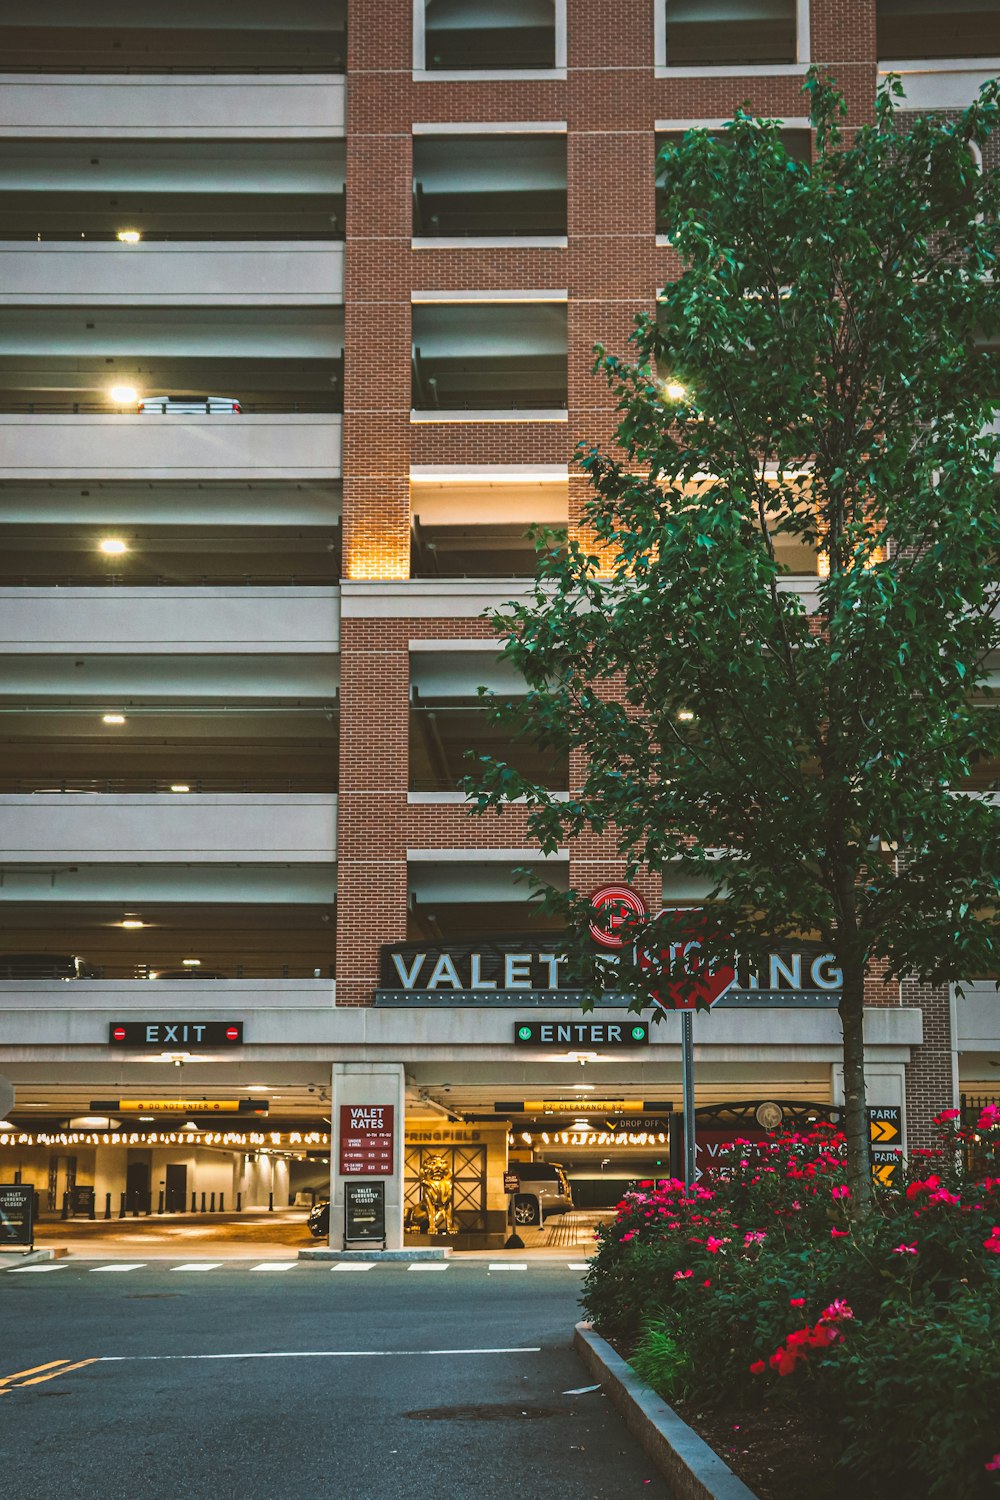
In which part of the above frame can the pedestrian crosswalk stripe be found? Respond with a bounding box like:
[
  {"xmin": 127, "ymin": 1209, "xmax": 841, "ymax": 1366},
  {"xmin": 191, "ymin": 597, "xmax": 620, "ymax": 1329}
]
[
  {"xmin": 90, "ymin": 1263, "xmax": 146, "ymax": 1273},
  {"xmin": 251, "ymin": 1262, "xmax": 297, "ymax": 1272},
  {"xmin": 331, "ymin": 1262, "xmax": 377, "ymax": 1271},
  {"xmin": 171, "ymin": 1262, "xmax": 224, "ymax": 1272},
  {"xmin": 5, "ymin": 1264, "xmax": 66, "ymax": 1273},
  {"xmin": 567, "ymin": 1262, "xmax": 591, "ymax": 1270},
  {"xmin": 488, "ymin": 1263, "xmax": 527, "ymax": 1271},
  {"xmin": 407, "ymin": 1263, "xmax": 450, "ymax": 1271}
]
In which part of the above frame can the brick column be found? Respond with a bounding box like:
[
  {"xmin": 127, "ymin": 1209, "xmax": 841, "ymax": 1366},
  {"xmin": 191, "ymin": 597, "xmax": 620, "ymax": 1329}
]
[{"xmin": 901, "ymin": 977, "xmax": 957, "ymax": 1149}]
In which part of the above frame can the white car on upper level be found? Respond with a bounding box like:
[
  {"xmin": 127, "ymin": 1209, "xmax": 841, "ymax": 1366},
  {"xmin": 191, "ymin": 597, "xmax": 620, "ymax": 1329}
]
[{"xmin": 137, "ymin": 395, "xmax": 241, "ymax": 415}]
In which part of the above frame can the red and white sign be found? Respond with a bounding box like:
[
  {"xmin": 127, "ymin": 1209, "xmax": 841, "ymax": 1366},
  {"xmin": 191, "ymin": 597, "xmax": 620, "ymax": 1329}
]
[
  {"xmin": 638, "ymin": 908, "xmax": 736, "ymax": 1011},
  {"xmin": 589, "ymin": 884, "xmax": 647, "ymax": 948},
  {"xmin": 339, "ymin": 1104, "xmax": 395, "ymax": 1177}
]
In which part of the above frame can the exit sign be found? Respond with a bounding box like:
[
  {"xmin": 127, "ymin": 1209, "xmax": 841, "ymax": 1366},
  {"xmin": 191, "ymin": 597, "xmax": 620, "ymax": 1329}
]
[{"xmin": 109, "ymin": 1022, "xmax": 244, "ymax": 1046}]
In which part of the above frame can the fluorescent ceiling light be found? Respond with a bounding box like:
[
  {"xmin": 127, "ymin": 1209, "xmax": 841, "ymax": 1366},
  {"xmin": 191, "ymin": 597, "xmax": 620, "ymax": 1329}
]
[
  {"xmin": 102, "ymin": 713, "xmax": 126, "ymax": 725},
  {"xmin": 108, "ymin": 385, "xmax": 139, "ymax": 404},
  {"xmin": 116, "ymin": 229, "xmax": 142, "ymax": 244}
]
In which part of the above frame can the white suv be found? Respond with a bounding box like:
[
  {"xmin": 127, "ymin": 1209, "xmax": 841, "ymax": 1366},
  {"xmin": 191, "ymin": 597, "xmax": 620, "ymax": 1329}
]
[
  {"xmin": 137, "ymin": 395, "xmax": 241, "ymax": 414},
  {"xmin": 510, "ymin": 1162, "xmax": 574, "ymax": 1225}
]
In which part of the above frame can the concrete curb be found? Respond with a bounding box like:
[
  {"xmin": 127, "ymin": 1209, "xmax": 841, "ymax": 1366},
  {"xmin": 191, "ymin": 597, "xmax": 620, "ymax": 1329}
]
[
  {"xmin": 298, "ymin": 1246, "xmax": 451, "ymax": 1262},
  {"xmin": 0, "ymin": 1247, "xmax": 61, "ymax": 1266},
  {"xmin": 573, "ymin": 1323, "xmax": 759, "ymax": 1500}
]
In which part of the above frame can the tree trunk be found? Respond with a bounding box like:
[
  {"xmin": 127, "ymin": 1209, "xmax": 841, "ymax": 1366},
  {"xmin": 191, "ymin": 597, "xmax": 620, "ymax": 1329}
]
[{"xmin": 838, "ymin": 954, "xmax": 872, "ymax": 1214}]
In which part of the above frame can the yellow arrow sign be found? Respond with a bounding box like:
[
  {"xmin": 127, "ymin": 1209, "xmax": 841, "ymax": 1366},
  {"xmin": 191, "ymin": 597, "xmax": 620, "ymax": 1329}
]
[
  {"xmin": 873, "ymin": 1163, "xmax": 897, "ymax": 1185},
  {"xmin": 870, "ymin": 1119, "xmax": 900, "ymax": 1143}
]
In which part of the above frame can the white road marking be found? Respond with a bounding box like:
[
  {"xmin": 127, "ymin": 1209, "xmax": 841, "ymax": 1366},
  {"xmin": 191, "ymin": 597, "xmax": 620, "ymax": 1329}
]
[
  {"xmin": 331, "ymin": 1262, "xmax": 377, "ymax": 1271},
  {"xmin": 100, "ymin": 1346, "xmax": 541, "ymax": 1363},
  {"xmin": 567, "ymin": 1263, "xmax": 591, "ymax": 1270},
  {"xmin": 90, "ymin": 1263, "xmax": 146, "ymax": 1273},
  {"xmin": 250, "ymin": 1263, "xmax": 297, "ymax": 1272},
  {"xmin": 5, "ymin": 1264, "xmax": 66, "ymax": 1273},
  {"xmin": 407, "ymin": 1263, "xmax": 450, "ymax": 1271},
  {"xmin": 171, "ymin": 1262, "xmax": 224, "ymax": 1272},
  {"xmin": 488, "ymin": 1263, "xmax": 527, "ymax": 1271}
]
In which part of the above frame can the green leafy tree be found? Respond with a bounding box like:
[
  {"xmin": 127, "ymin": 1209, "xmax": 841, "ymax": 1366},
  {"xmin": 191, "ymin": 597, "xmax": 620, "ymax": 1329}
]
[{"xmin": 468, "ymin": 74, "xmax": 1000, "ymax": 1209}]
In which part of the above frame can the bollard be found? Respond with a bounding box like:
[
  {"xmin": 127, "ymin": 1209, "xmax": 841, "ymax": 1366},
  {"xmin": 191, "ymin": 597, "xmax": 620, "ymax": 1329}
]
[
  {"xmin": 132, "ymin": 1194, "xmax": 139, "ymax": 1217},
  {"xmin": 104, "ymin": 1192, "xmax": 112, "ymax": 1221},
  {"xmin": 61, "ymin": 1192, "xmax": 69, "ymax": 1221},
  {"xmin": 210, "ymin": 1192, "xmax": 215, "ymax": 1213},
  {"xmin": 191, "ymin": 1191, "xmax": 197, "ymax": 1214},
  {"xmin": 219, "ymin": 1193, "xmax": 225, "ymax": 1213},
  {"xmin": 200, "ymin": 1192, "xmax": 207, "ymax": 1213},
  {"xmin": 119, "ymin": 1191, "xmax": 126, "ymax": 1219},
  {"xmin": 89, "ymin": 1192, "xmax": 96, "ymax": 1221},
  {"xmin": 236, "ymin": 1191, "xmax": 242, "ymax": 1212},
  {"xmin": 268, "ymin": 1191, "xmax": 274, "ymax": 1212},
  {"xmin": 158, "ymin": 1190, "xmax": 165, "ymax": 1215}
]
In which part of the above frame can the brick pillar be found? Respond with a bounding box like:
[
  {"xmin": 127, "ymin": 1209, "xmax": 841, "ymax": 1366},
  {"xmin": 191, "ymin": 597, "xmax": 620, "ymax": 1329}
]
[
  {"xmin": 901, "ymin": 977, "xmax": 956, "ymax": 1149},
  {"xmin": 335, "ymin": 619, "xmax": 410, "ymax": 1006},
  {"xmin": 342, "ymin": 5, "xmax": 413, "ymax": 581}
]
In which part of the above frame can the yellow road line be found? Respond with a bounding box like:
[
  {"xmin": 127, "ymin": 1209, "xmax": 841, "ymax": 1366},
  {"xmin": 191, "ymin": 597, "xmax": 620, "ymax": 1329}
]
[
  {"xmin": 9, "ymin": 1358, "xmax": 99, "ymax": 1389},
  {"xmin": 0, "ymin": 1359, "xmax": 71, "ymax": 1387}
]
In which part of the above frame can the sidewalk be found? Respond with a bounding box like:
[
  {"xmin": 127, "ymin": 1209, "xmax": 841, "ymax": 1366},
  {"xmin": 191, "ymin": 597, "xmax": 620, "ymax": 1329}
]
[{"xmin": 27, "ymin": 1207, "xmax": 604, "ymax": 1261}]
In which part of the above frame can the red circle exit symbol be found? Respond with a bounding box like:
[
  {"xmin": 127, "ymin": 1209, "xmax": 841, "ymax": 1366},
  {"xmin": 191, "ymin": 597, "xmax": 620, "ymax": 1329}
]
[
  {"xmin": 112, "ymin": 1025, "xmax": 127, "ymax": 1041},
  {"xmin": 589, "ymin": 884, "xmax": 647, "ymax": 948},
  {"xmin": 225, "ymin": 1026, "xmax": 240, "ymax": 1041}
]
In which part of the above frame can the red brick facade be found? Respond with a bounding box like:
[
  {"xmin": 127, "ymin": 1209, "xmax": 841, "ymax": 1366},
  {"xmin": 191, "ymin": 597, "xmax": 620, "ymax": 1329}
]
[{"xmin": 336, "ymin": 0, "xmax": 938, "ymax": 1124}]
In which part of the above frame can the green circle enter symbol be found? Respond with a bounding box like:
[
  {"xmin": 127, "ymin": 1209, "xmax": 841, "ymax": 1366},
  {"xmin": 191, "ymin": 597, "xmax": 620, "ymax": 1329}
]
[
  {"xmin": 518, "ymin": 1026, "xmax": 532, "ymax": 1040},
  {"xmin": 631, "ymin": 1026, "xmax": 646, "ymax": 1040}
]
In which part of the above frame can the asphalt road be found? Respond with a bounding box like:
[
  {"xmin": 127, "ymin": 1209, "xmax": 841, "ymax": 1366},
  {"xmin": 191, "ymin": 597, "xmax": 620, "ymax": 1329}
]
[{"xmin": 0, "ymin": 1261, "xmax": 674, "ymax": 1500}]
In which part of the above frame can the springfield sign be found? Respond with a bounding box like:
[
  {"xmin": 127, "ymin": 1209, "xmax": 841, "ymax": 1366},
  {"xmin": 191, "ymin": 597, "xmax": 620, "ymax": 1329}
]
[{"xmin": 378, "ymin": 935, "xmax": 843, "ymax": 1005}]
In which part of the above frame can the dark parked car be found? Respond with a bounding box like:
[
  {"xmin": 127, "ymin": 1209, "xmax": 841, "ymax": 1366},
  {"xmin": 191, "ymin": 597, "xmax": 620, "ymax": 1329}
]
[
  {"xmin": 308, "ymin": 1200, "xmax": 330, "ymax": 1238},
  {"xmin": 0, "ymin": 953, "xmax": 91, "ymax": 979},
  {"xmin": 154, "ymin": 969, "xmax": 227, "ymax": 979}
]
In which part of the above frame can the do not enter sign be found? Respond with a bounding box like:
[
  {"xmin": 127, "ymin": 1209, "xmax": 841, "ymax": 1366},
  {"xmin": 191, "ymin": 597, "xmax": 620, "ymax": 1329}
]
[{"xmin": 638, "ymin": 908, "xmax": 736, "ymax": 1011}]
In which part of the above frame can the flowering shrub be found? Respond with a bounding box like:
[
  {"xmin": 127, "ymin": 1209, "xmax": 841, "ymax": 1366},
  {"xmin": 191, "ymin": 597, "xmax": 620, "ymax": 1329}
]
[{"xmin": 582, "ymin": 1112, "xmax": 1000, "ymax": 1499}]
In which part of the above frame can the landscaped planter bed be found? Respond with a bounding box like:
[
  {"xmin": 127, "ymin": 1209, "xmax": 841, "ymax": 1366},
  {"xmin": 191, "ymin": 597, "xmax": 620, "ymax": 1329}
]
[{"xmin": 581, "ymin": 1110, "xmax": 1000, "ymax": 1500}]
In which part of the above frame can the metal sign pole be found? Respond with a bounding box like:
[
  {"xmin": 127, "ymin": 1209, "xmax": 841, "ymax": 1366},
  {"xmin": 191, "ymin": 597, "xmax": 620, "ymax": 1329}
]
[{"xmin": 682, "ymin": 1011, "xmax": 696, "ymax": 1194}]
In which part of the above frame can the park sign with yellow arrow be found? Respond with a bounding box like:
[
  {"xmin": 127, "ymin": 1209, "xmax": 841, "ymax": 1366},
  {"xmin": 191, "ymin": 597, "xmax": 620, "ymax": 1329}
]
[{"xmin": 868, "ymin": 1106, "xmax": 902, "ymax": 1184}]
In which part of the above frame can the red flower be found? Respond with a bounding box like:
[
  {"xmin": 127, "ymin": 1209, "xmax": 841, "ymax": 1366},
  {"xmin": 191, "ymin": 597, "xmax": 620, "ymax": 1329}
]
[
  {"xmin": 892, "ymin": 1242, "xmax": 918, "ymax": 1256},
  {"xmin": 933, "ymin": 1109, "xmax": 961, "ymax": 1124},
  {"xmin": 906, "ymin": 1175, "xmax": 940, "ymax": 1200},
  {"xmin": 789, "ymin": 1297, "xmax": 806, "ymax": 1308},
  {"xmin": 749, "ymin": 1360, "xmax": 766, "ymax": 1375},
  {"xmin": 830, "ymin": 1227, "xmax": 849, "ymax": 1239},
  {"xmin": 673, "ymin": 1269, "xmax": 693, "ymax": 1281}
]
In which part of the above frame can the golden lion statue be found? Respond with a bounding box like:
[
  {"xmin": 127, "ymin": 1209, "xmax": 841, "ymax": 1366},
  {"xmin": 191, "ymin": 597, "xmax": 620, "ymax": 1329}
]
[{"xmin": 418, "ymin": 1153, "xmax": 459, "ymax": 1236}]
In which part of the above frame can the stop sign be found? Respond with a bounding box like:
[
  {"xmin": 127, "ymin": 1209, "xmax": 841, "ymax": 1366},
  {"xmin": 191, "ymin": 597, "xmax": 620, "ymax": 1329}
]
[{"xmin": 638, "ymin": 908, "xmax": 736, "ymax": 1011}]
